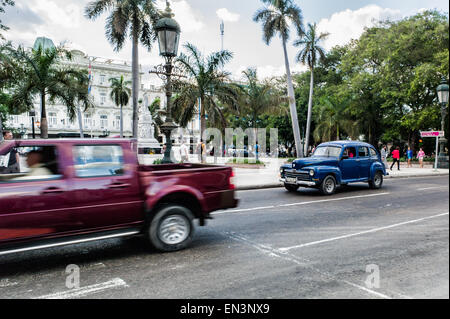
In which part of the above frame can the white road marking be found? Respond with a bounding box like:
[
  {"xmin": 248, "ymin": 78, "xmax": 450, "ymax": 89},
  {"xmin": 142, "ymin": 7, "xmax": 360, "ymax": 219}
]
[
  {"xmin": 35, "ymin": 278, "xmax": 128, "ymax": 299},
  {"xmin": 417, "ymin": 186, "xmax": 448, "ymax": 191},
  {"xmin": 224, "ymin": 231, "xmax": 397, "ymax": 299},
  {"xmin": 279, "ymin": 212, "xmax": 449, "ymax": 252},
  {"xmin": 214, "ymin": 192, "xmax": 390, "ymax": 215}
]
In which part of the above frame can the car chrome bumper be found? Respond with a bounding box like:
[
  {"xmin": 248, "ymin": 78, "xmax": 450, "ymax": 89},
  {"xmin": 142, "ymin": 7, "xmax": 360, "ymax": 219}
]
[{"xmin": 280, "ymin": 179, "xmax": 317, "ymax": 187}]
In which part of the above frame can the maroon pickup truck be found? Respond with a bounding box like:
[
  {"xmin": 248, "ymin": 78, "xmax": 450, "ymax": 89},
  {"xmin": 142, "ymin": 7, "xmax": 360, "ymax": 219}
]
[{"xmin": 0, "ymin": 139, "xmax": 238, "ymax": 255}]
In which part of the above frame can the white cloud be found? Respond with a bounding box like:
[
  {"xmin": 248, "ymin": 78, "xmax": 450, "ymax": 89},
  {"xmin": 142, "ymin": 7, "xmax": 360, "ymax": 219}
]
[
  {"xmin": 317, "ymin": 5, "xmax": 403, "ymax": 50},
  {"xmin": 234, "ymin": 63, "xmax": 308, "ymax": 81},
  {"xmin": 156, "ymin": 0, "xmax": 204, "ymax": 33},
  {"xmin": 216, "ymin": 8, "xmax": 240, "ymax": 22}
]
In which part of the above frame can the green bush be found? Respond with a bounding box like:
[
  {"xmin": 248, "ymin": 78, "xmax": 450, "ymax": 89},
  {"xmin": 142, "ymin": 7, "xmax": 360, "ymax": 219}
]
[{"xmin": 227, "ymin": 158, "xmax": 265, "ymax": 165}]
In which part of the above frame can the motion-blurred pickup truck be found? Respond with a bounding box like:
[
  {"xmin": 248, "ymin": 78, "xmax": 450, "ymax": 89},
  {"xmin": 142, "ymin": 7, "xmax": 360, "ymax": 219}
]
[{"xmin": 0, "ymin": 139, "xmax": 238, "ymax": 255}]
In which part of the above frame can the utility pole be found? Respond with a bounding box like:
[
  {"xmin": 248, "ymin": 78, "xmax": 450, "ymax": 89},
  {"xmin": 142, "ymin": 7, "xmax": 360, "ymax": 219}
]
[{"xmin": 220, "ymin": 20, "xmax": 224, "ymax": 51}]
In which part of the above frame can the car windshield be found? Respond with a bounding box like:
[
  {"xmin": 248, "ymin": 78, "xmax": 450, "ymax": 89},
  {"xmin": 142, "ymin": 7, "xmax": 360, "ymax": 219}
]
[{"xmin": 312, "ymin": 146, "xmax": 342, "ymax": 158}]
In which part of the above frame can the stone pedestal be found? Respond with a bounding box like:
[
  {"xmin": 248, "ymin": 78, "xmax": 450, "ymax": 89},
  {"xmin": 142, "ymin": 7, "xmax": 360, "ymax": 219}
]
[
  {"xmin": 437, "ymin": 155, "xmax": 449, "ymax": 169},
  {"xmin": 137, "ymin": 104, "xmax": 161, "ymax": 155}
]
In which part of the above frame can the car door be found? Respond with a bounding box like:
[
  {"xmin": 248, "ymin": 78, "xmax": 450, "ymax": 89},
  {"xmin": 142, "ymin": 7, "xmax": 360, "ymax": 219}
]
[
  {"xmin": 0, "ymin": 143, "xmax": 74, "ymax": 244},
  {"xmin": 339, "ymin": 146, "xmax": 359, "ymax": 181},
  {"xmin": 67, "ymin": 143, "xmax": 144, "ymax": 231},
  {"xmin": 357, "ymin": 146, "xmax": 371, "ymax": 180}
]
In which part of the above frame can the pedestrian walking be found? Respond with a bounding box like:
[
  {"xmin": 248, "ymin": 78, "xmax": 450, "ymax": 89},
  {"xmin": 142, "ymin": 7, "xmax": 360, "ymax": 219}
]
[
  {"xmin": 407, "ymin": 146, "xmax": 413, "ymax": 168},
  {"xmin": 390, "ymin": 146, "xmax": 401, "ymax": 171},
  {"xmin": 180, "ymin": 139, "xmax": 189, "ymax": 163},
  {"xmin": 380, "ymin": 145, "xmax": 388, "ymax": 169},
  {"xmin": 417, "ymin": 148, "xmax": 425, "ymax": 168},
  {"xmin": 0, "ymin": 131, "xmax": 20, "ymax": 173}
]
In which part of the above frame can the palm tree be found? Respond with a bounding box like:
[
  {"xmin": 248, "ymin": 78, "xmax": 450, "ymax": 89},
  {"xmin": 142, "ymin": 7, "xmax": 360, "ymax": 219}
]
[
  {"xmin": 294, "ymin": 22, "xmax": 329, "ymax": 155},
  {"xmin": 172, "ymin": 42, "xmax": 239, "ymax": 138},
  {"xmin": 238, "ymin": 68, "xmax": 286, "ymax": 161},
  {"xmin": 254, "ymin": 0, "xmax": 305, "ymax": 158},
  {"xmin": 4, "ymin": 44, "xmax": 92, "ymax": 138},
  {"xmin": 85, "ymin": 0, "xmax": 159, "ymax": 139},
  {"xmin": 149, "ymin": 97, "xmax": 163, "ymax": 139},
  {"xmin": 110, "ymin": 75, "xmax": 131, "ymax": 138}
]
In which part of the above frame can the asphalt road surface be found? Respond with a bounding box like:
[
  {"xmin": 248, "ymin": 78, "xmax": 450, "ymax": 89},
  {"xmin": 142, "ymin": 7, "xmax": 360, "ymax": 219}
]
[{"xmin": 0, "ymin": 176, "xmax": 448, "ymax": 299}]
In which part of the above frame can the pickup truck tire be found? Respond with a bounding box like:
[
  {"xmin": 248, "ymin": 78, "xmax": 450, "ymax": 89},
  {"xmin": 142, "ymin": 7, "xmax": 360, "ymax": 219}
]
[
  {"xmin": 284, "ymin": 183, "xmax": 300, "ymax": 192},
  {"xmin": 320, "ymin": 175, "xmax": 337, "ymax": 195},
  {"xmin": 369, "ymin": 171, "xmax": 383, "ymax": 189},
  {"xmin": 146, "ymin": 204, "xmax": 195, "ymax": 252}
]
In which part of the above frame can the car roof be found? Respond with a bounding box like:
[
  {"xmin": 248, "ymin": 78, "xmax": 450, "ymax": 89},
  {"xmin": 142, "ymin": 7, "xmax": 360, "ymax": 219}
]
[{"xmin": 319, "ymin": 141, "xmax": 375, "ymax": 148}]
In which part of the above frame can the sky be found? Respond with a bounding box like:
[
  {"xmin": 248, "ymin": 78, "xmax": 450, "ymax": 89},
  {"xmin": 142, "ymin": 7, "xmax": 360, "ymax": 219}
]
[{"xmin": 2, "ymin": 0, "xmax": 449, "ymax": 85}]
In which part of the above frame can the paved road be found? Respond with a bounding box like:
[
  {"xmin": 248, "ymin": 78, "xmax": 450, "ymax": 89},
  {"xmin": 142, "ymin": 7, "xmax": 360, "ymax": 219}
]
[{"xmin": 0, "ymin": 176, "xmax": 448, "ymax": 299}]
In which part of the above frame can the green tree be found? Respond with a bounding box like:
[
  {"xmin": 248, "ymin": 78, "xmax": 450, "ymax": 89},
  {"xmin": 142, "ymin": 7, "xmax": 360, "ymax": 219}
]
[
  {"xmin": 85, "ymin": 0, "xmax": 159, "ymax": 139},
  {"xmin": 238, "ymin": 67, "xmax": 286, "ymax": 160},
  {"xmin": 4, "ymin": 44, "xmax": 92, "ymax": 138},
  {"xmin": 254, "ymin": 0, "xmax": 305, "ymax": 157},
  {"xmin": 149, "ymin": 96, "xmax": 163, "ymax": 139},
  {"xmin": 294, "ymin": 22, "xmax": 329, "ymax": 155},
  {"xmin": 109, "ymin": 75, "xmax": 131, "ymax": 138},
  {"xmin": 0, "ymin": 0, "xmax": 14, "ymax": 39},
  {"xmin": 172, "ymin": 42, "xmax": 239, "ymax": 137}
]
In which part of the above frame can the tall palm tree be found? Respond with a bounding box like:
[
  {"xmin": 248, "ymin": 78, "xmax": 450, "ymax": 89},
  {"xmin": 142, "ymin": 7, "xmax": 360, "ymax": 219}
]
[
  {"xmin": 172, "ymin": 42, "xmax": 239, "ymax": 138},
  {"xmin": 254, "ymin": 0, "xmax": 305, "ymax": 158},
  {"xmin": 85, "ymin": 0, "xmax": 159, "ymax": 139},
  {"xmin": 4, "ymin": 44, "xmax": 92, "ymax": 138},
  {"xmin": 294, "ymin": 22, "xmax": 329, "ymax": 155},
  {"xmin": 238, "ymin": 68, "xmax": 286, "ymax": 161},
  {"xmin": 110, "ymin": 75, "xmax": 131, "ymax": 138},
  {"xmin": 149, "ymin": 97, "xmax": 163, "ymax": 139}
]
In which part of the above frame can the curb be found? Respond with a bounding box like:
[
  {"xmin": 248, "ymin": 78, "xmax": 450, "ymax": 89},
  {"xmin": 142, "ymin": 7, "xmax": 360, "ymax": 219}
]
[{"xmin": 235, "ymin": 172, "xmax": 449, "ymax": 191}]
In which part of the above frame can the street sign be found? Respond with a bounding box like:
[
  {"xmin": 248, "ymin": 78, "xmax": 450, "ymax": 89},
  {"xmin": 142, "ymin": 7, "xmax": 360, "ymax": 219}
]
[
  {"xmin": 420, "ymin": 131, "xmax": 445, "ymax": 137},
  {"xmin": 420, "ymin": 131, "xmax": 445, "ymax": 171}
]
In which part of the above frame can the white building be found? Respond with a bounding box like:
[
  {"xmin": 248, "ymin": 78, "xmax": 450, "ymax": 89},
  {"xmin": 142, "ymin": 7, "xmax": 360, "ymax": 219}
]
[{"xmin": 6, "ymin": 48, "xmax": 165, "ymax": 139}]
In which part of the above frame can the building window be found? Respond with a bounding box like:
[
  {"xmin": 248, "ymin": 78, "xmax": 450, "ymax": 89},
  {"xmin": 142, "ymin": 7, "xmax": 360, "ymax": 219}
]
[
  {"xmin": 100, "ymin": 75, "xmax": 106, "ymax": 85},
  {"xmin": 100, "ymin": 115, "xmax": 108, "ymax": 129},
  {"xmin": 100, "ymin": 92, "xmax": 107, "ymax": 105},
  {"xmin": 84, "ymin": 115, "xmax": 92, "ymax": 128},
  {"xmin": 113, "ymin": 116, "xmax": 121, "ymax": 129},
  {"xmin": 9, "ymin": 115, "xmax": 19, "ymax": 124},
  {"xmin": 49, "ymin": 112, "xmax": 57, "ymax": 127}
]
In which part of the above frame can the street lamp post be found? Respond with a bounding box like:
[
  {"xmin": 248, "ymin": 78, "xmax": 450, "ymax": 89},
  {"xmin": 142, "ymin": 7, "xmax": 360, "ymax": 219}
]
[
  {"xmin": 151, "ymin": 1, "xmax": 182, "ymax": 164},
  {"xmin": 436, "ymin": 78, "xmax": 449, "ymax": 168},
  {"xmin": 29, "ymin": 110, "xmax": 36, "ymax": 139}
]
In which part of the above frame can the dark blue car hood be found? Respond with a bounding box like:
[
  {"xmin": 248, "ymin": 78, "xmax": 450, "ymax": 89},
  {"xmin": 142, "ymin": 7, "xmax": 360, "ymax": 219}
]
[{"xmin": 291, "ymin": 157, "xmax": 339, "ymax": 169}]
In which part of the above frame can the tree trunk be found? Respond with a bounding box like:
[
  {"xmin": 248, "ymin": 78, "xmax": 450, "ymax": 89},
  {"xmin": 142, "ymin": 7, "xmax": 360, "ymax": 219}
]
[
  {"xmin": 131, "ymin": 32, "xmax": 140, "ymax": 139},
  {"xmin": 282, "ymin": 37, "xmax": 303, "ymax": 158},
  {"xmin": 40, "ymin": 91, "xmax": 48, "ymax": 139},
  {"xmin": 120, "ymin": 104, "xmax": 124, "ymax": 138},
  {"xmin": 77, "ymin": 105, "xmax": 84, "ymax": 138},
  {"xmin": 305, "ymin": 68, "xmax": 314, "ymax": 156},
  {"xmin": 200, "ymin": 96, "xmax": 206, "ymax": 142}
]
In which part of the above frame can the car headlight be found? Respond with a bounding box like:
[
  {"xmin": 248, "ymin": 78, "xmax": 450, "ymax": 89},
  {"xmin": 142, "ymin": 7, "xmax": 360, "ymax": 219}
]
[{"xmin": 309, "ymin": 169, "xmax": 315, "ymax": 177}]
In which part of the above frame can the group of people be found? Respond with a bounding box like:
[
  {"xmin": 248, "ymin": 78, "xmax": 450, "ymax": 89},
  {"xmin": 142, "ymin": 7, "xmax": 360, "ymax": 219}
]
[{"xmin": 380, "ymin": 145, "xmax": 427, "ymax": 170}]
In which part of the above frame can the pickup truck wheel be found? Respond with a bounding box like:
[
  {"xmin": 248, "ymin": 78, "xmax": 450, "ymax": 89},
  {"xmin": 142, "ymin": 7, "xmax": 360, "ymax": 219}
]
[
  {"xmin": 147, "ymin": 205, "xmax": 195, "ymax": 252},
  {"xmin": 284, "ymin": 183, "xmax": 300, "ymax": 192},
  {"xmin": 320, "ymin": 175, "xmax": 337, "ymax": 195},
  {"xmin": 369, "ymin": 171, "xmax": 383, "ymax": 189}
]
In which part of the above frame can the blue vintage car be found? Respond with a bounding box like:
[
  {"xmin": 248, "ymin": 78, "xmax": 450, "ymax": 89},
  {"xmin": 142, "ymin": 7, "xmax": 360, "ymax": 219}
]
[{"xmin": 279, "ymin": 141, "xmax": 388, "ymax": 195}]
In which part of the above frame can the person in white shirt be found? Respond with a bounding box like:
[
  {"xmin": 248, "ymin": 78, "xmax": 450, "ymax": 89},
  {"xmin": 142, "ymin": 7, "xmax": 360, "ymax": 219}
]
[
  {"xmin": 180, "ymin": 139, "xmax": 189, "ymax": 163},
  {"xmin": 13, "ymin": 150, "xmax": 53, "ymax": 180}
]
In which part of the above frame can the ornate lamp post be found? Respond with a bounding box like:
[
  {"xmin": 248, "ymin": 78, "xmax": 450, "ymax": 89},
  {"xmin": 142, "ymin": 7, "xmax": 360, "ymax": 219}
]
[
  {"xmin": 437, "ymin": 78, "xmax": 449, "ymax": 159},
  {"xmin": 29, "ymin": 109, "xmax": 36, "ymax": 139},
  {"xmin": 150, "ymin": 1, "xmax": 183, "ymax": 164}
]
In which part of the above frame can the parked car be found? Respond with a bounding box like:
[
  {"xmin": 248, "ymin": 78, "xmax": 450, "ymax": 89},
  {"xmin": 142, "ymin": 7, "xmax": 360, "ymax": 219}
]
[
  {"xmin": 0, "ymin": 139, "xmax": 238, "ymax": 255},
  {"xmin": 279, "ymin": 141, "xmax": 388, "ymax": 195}
]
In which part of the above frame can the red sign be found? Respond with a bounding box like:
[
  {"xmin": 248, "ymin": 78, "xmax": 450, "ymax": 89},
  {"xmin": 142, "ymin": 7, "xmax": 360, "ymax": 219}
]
[{"xmin": 420, "ymin": 131, "xmax": 445, "ymax": 137}]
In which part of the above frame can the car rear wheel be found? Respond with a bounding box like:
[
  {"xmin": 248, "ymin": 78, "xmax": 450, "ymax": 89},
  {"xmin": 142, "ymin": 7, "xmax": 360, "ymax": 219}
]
[
  {"xmin": 320, "ymin": 175, "xmax": 337, "ymax": 195},
  {"xmin": 369, "ymin": 171, "xmax": 383, "ymax": 189},
  {"xmin": 284, "ymin": 183, "xmax": 300, "ymax": 192},
  {"xmin": 146, "ymin": 204, "xmax": 195, "ymax": 252}
]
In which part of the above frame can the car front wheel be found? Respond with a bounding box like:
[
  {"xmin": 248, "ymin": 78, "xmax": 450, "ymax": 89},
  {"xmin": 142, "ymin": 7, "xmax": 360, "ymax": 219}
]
[
  {"xmin": 320, "ymin": 175, "xmax": 337, "ymax": 195},
  {"xmin": 369, "ymin": 171, "xmax": 383, "ymax": 189},
  {"xmin": 146, "ymin": 204, "xmax": 195, "ymax": 252}
]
